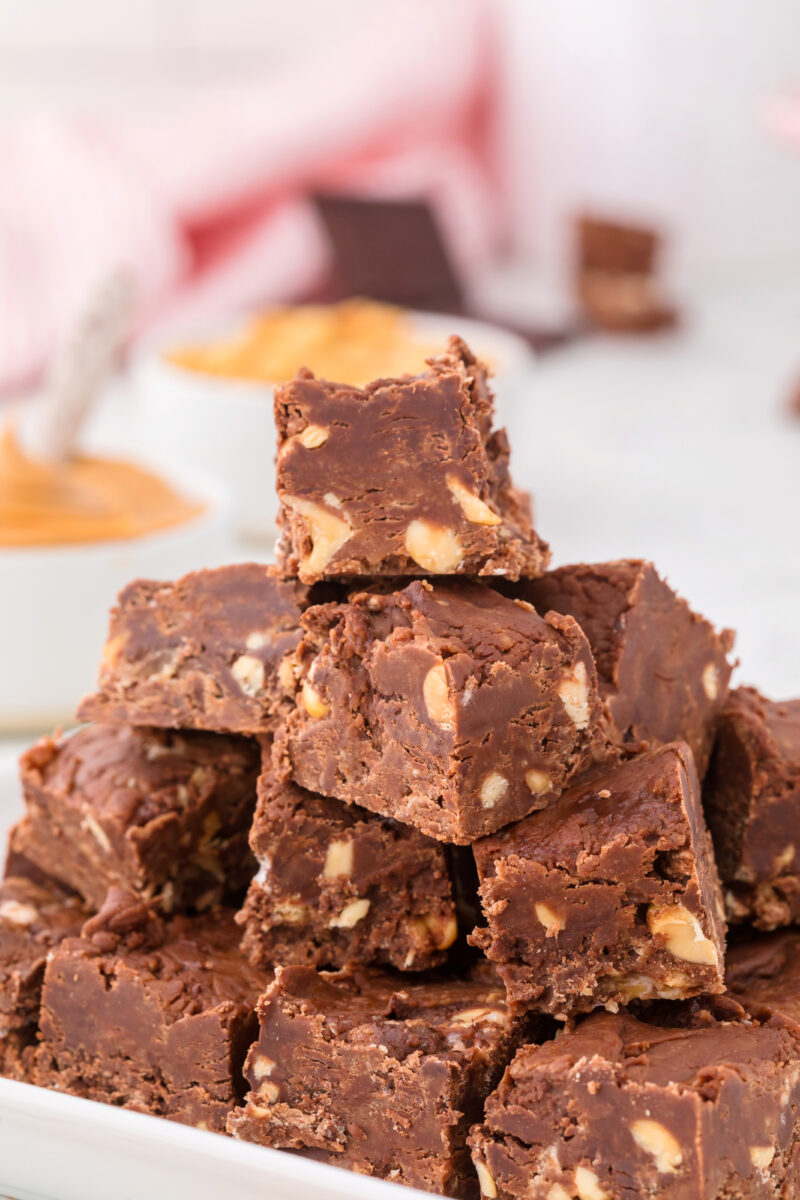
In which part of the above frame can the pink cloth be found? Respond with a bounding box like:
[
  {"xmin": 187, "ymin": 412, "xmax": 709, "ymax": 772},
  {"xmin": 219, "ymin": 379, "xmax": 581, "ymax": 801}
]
[{"xmin": 0, "ymin": 0, "xmax": 499, "ymax": 392}]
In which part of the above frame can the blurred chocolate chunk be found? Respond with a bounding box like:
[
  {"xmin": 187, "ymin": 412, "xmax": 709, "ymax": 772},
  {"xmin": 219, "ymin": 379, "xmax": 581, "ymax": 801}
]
[
  {"xmin": 575, "ymin": 214, "xmax": 679, "ymax": 334},
  {"xmin": 314, "ymin": 193, "xmax": 581, "ymax": 354},
  {"xmin": 315, "ymin": 194, "xmax": 464, "ymax": 313}
]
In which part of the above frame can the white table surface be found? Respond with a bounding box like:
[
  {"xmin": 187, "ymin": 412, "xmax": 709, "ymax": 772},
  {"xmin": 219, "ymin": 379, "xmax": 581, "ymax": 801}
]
[{"xmin": 502, "ymin": 266, "xmax": 800, "ymax": 700}]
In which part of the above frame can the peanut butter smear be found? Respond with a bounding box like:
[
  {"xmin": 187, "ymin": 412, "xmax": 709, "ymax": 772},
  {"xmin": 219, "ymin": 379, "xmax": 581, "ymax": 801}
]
[
  {"xmin": 167, "ymin": 299, "xmax": 439, "ymax": 386},
  {"xmin": 0, "ymin": 427, "xmax": 204, "ymax": 548}
]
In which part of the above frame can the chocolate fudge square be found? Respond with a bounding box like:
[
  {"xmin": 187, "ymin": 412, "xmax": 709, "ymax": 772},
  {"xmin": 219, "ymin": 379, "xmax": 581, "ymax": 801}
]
[
  {"xmin": 229, "ymin": 964, "xmax": 533, "ymax": 1198},
  {"xmin": 704, "ymin": 687, "xmax": 800, "ymax": 929},
  {"xmin": 239, "ymin": 761, "xmax": 463, "ymax": 971},
  {"xmin": 470, "ymin": 1000, "xmax": 800, "ymax": 1200},
  {"xmin": 472, "ymin": 743, "xmax": 725, "ymax": 1017},
  {"xmin": 78, "ymin": 564, "xmax": 317, "ymax": 733},
  {"xmin": 36, "ymin": 900, "xmax": 263, "ymax": 1132},
  {"xmin": 274, "ymin": 337, "xmax": 548, "ymax": 583},
  {"xmin": 575, "ymin": 215, "xmax": 677, "ymax": 334},
  {"xmin": 518, "ymin": 560, "xmax": 734, "ymax": 775},
  {"xmin": 578, "ymin": 216, "xmax": 660, "ymax": 276},
  {"xmin": 727, "ymin": 929, "xmax": 800, "ymax": 1024},
  {"xmin": 274, "ymin": 579, "xmax": 599, "ymax": 843},
  {"xmin": 0, "ymin": 876, "xmax": 86, "ymax": 1074},
  {"xmin": 18, "ymin": 724, "xmax": 259, "ymax": 911}
]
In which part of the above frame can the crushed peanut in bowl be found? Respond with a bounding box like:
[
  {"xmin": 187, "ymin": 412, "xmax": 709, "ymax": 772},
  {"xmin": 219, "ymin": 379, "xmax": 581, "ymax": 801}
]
[{"xmin": 165, "ymin": 298, "xmax": 441, "ymax": 386}]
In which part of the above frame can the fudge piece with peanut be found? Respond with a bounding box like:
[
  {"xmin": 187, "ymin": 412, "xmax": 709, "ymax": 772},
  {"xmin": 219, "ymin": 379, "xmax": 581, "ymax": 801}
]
[
  {"xmin": 239, "ymin": 760, "xmax": 467, "ymax": 972},
  {"xmin": 704, "ymin": 687, "xmax": 800, "ymax": 929},
  {"xmin": 79, "ymin": 564, "xmax": 319, "ymax": 734},
  {"xmin": 274, "ymin": 336, "xmax": 548, "ymax": 583},
  {"xmin": 471, "ymin": 743, "xmax": 726, "ymax": 1017},
  {"xmin": 274, "ymin": 579, "xmax": 600, "ymax": 843},
  {"xmin": 470, "ymin": 997, "xmax": 800, "ymax": 1200},
  {"xmin": 518, "ymin": 560, "xmax": 734, "ymax": 775},
  {"xmin": 230, "ymin": 963, "xmax": 533, "ymax": 1198},
  {"xmin": 19, "ymin": 725, "xmax": 258, "ymax": 911}
]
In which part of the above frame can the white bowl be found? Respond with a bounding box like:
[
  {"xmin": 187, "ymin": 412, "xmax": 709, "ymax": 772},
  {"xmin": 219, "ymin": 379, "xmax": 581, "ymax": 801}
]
[
  {"xmin": 0, "ymin": 463, "xmax": 233, "ymax": 734},
  {"xmin": 134, "ymin": 312, "xmax": 535, "ymax": 544}
]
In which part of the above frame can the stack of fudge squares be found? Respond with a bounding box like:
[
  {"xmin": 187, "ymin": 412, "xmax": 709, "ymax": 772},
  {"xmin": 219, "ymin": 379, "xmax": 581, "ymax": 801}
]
[{"xmin": 3, "ymin": 336, "xmax": 800, "ymax": 1199}]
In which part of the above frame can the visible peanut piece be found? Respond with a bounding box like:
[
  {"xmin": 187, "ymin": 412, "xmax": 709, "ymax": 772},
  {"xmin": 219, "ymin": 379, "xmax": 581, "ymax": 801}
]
[
  {"xmin": 525, "ymin": 769, "xmax": 552, "ymax": 796},
  {"xmin": 615, "ymin": 974, "xmax": 656, "ymax": 1002},
  {"xmin": 273, "ymin": 900, "xmax": 307, "ymax": 925},
  {"xmin": 190, "ymin": 766, "xmax": 208, "ymax": 789},
  {"xmin": 231, "ymin": 654, "xmax": 265, "ymax": 696},
  {"xmin": 283, "ymin": 494, "xmax": 351, "ymax": 575},
  {"xmin": 329, "ymin": 898, "xmax": 371, "ymax": 929},
  {"xmin": 647, "ymin": 903, "xmax": 718, "ymax": 966},
  {"xmin": 256, "ymin": 1081, "xmax": 280, "ymax": 1103},
  {"xmin": 277, "ymin": 655, "xmax": 296, "ymax": 691},
  {"xmin": 574, "ymin": 1166, "xmax": 608, "ymax": 1200},
  {"xmin": 475, "ymin": 1161, "xmax": 497, "ymax": 1199},
  {"xmin": 296, "ymin": 424, "xmax": 329, "ymax": 449},
  {"xmin": 446, "ymin": 475, "xmax": 501, "ymax": 526},
  {"xmin": 145, "ymin": 741, "xmax": 170, "ymax": 761},
  {"xmin": 245, "ymin": 630, "xmax": 272, "ymax": 651},
  {"xmin": 631, "ymin": 1119, "xmax": 683, "ymax": 1174},
  {"xmin": 404, "ymin": 519, "xmax": 463, "ymax": 572},
  {"xmin": 251, "ymin": 1054, "xmax": 275, "ymax": 1081},
  {"xmin": 776, "ymin": 844, "xmax": 795, "ymax": 869},
  {"xmin": 661, "ymin": 969, "xmax": 694, "ymax": 990},
  {"xmin": 750, "ymin": 1145, "xmax": 775, "ymax": 1169},
  {"xmin": 535, "ymin": 902, "xmax": 565, "ymax": 935},
  {"xmin": 702, "ymin": 663, "xmax": 719, "ymax": 701},
  {"xmin": 725, "ymin": 889, "xmax": 749, "ymax": 920},
  {"xmin": 247, "ymin": 1103, "xmax": 278, "ymax": 1119},
  {"xmin": 547, "ymin": 1187, "xmax": 571, "ymax": 1200},
  {"xmin": 0, "ymin": 899, "xmax": 39, "ymax": 927},
  {"xmin": 480, "ymin": 772, "xmax": 509, "ymax": 810},
  {"xmin": 420, "ymin": 911, "xmax": 458, "ymax": 950},
  {"xmin": 301, "ymin": 680, "xmax": 330, "ymax": 718},
  {"xmin": 82, "ymin": 814, "xmax": 111, "ymax": 854},
  {"xmin": 451, "ymin": 1006, "xmax": 506, "ymax": 1027},
  {"xmin": 323, "ymin": 839, "xmax": 353, "ymax": 880},
  {"xmin": 558, "ymin": 660, "xmax": 591, "ymax": 729},
  {"xmin": 101, "ymin": 634, "xmax": 125, "ymax": 668},
  {"xmin": 423, "ymin": 662, "xmax": 456, "ymax": 731},
  {"xmin": 201, "ymin": 811, "xmax": 222, "ymax": 843}
]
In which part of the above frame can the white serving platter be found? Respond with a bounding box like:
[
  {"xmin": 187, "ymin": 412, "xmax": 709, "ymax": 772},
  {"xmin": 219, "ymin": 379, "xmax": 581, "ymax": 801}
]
[{"xmin": 0, "ymin": 757, "xmax": 428, "ymax": 1200}]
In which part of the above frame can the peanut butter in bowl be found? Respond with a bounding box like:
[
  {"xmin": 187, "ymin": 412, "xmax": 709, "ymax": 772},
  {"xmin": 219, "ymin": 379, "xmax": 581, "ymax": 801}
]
[
  {"xmin": 0, "ymin": 425, "xmax": 230, "ymax": 731},
  {"xmin": 0, "ymin": 426, "xmax": 204, "ymax": 549},
  {"xmin": 166, "ymin": 298, "xmax": 440, "ymax": 385}
]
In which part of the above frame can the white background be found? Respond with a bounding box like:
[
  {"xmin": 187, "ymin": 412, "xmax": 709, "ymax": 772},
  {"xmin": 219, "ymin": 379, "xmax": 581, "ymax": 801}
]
[{"xmin": 1, "ymin": 0, "xmax": 799, "ymax": 276}]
